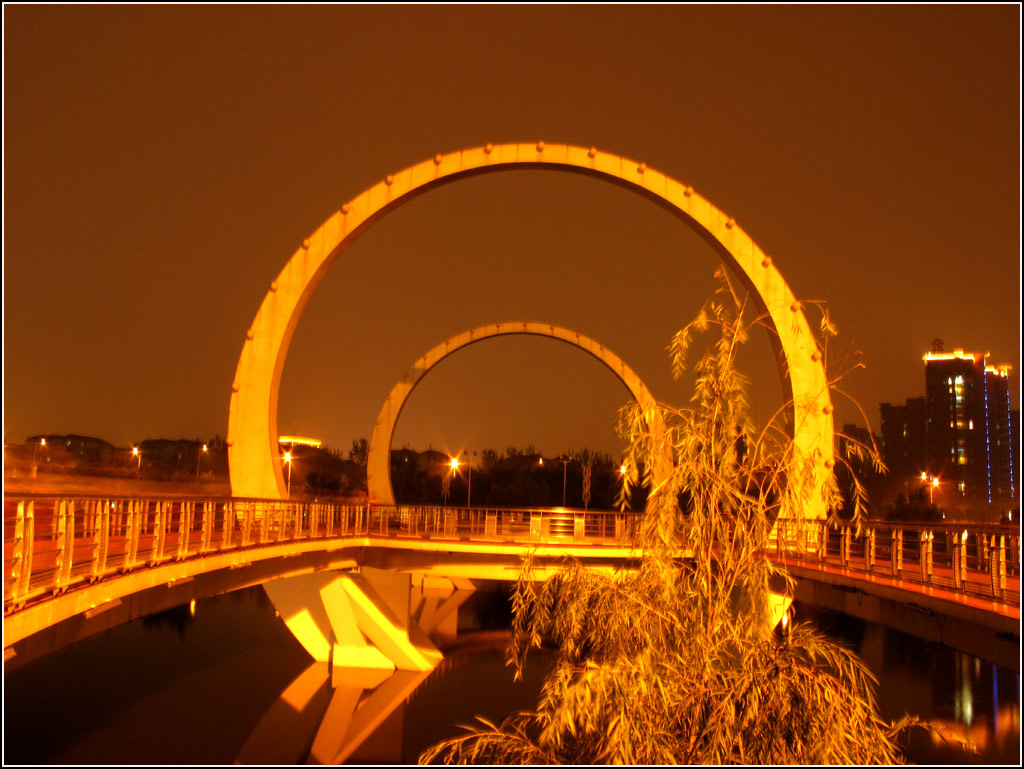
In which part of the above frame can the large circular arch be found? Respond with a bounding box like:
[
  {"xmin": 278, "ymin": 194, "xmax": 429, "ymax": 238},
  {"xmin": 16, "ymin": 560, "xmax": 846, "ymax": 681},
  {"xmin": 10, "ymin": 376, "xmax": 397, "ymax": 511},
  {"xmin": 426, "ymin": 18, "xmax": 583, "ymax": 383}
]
[
  {"xmin": 365, "ymin": 322, "xmax": 670, "ymax": 506},
  {"xmin": 228, "ymin": 143, "xmax": 834, "ymax": 519}
]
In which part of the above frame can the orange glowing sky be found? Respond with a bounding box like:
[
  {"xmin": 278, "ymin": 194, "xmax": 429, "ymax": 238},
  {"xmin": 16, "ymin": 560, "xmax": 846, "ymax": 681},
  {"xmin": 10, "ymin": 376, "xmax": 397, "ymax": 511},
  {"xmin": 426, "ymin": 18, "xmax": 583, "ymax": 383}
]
[{"xmin": 3, "ymin": 5, "xmax": 1020, "ymax": 458}]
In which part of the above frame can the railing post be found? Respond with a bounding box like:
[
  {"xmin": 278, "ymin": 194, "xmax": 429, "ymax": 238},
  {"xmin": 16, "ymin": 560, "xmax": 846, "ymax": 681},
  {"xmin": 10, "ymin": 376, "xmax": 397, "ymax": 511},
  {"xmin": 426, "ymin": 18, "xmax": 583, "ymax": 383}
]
[
  {"xmin": 865, "ymin": 527, "xmax": 875, "ymax": 573},
  {"xmin": 920, "ymin": 531, "xmax": 933, "ymax": 585},
  {"xmin": 816, "ymin": 521, "xmax": 827, "ymax": 563},
  {"xmin": 990, "ymin": 535, "xmax": 1006, "ymax": 600},
  {"xmin": 840, "ymin": 525, "xmax": 850, "ymax": 567},
  {"xmin": 259, "ymin": 502, "xmax": 270, "ymax": 544},
  {"xmin": 91, "ymin": 500, "xmax": 110, "ymax": 581},
  {"xmin": 891, "ymin": 529, "xmax": 903, "ymax": 577},
  {"xmin": 529, "ymin": 513, "xmax": 542, "ymax": 542},
  {"xmin": 10, "ymin": 500, "xmax": 35, "ymax": 608},
  {"xmin": 152, "ymin": 500, "xmax": 167, "ymax": 563},
  {"xmin": 242, "ymin": 502, "xmax": 254, "ymax": 547},
  {"xmin": 952, "ymin": 530, "xmax": 963, "ymax": 590},
  {"xmin": 238, "ymin": 501, "xmax": 248, "ymax": 548},
  {"xmin": 977, "ymin": 532, "xmax": 988, "ymax": 572},
  {"xmin": 112, "ymin": 499, "xmax": 123, "ymax": 537},
  {"xmin": 223, "ymin": 501, "xmax": 235, "ymax": 549},
  {"xmin": 124, "ymin": 500, "xmax": 141, "ymax": 571},
  {"xmin": 200, "ymin": 501, "xmax": 214, "ymax": 552},
  {"xmin": 177, "ymin": 501, "xmax": 192, "ymax": 560},
  {"xmin": 277, "ymin": 503, "xmax": 288, "ymax": 543},
  {"xmin": 83, "ymin": 499, "xmax": 94, "ymax": 538},
  {"xmin": 574, "ymin": 513, "xmax": 585, "ymax": 543},
  {"xmin": 1010, "ymin": 533, "xmax": 1020, "ymax": 576},
  {"xmin": 54, "ymin": 499, "xmax": 75, "ymax": 593}
]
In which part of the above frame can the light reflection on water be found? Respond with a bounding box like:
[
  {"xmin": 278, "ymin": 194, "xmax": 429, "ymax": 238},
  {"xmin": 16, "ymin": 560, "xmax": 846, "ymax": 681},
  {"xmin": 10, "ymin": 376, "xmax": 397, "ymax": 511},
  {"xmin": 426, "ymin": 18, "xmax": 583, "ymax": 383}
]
[
  {"xmin": 794, "ymin": 603, "xmax": 1020, "ymax": 765},
  {"xmin": 2, "ymin": 585, "xmax": 1019, "ymax": 765}
]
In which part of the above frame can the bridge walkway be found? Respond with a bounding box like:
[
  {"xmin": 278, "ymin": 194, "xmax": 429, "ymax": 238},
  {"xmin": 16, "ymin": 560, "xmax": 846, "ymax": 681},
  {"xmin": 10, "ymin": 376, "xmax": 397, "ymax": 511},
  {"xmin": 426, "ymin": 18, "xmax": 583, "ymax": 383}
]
[{"xmin": 5, "ymin": 494, "xmax": 1019, "ymax": 664}]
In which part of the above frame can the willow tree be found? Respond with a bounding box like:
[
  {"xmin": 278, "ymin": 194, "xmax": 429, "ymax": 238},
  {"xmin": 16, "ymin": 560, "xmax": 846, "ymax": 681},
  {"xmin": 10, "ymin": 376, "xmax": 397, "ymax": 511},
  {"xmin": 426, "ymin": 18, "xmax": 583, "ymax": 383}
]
[{"xmin": 421, "ymin": 273, "xmax": 930, "ymax": 765}]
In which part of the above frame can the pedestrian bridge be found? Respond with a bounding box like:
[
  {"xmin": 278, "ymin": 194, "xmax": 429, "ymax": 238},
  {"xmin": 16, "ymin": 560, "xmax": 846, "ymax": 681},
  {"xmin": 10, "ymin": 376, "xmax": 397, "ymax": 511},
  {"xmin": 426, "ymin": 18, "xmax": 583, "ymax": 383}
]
[{"xmin": 5, "ymin": 493, "xmax": 1020, "ymax": 674}]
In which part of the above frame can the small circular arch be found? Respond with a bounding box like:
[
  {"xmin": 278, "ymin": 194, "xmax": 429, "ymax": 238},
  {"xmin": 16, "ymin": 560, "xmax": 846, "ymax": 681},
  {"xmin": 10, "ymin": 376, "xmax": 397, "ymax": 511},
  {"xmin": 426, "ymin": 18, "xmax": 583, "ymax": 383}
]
[{"xmin": 365, "ymin": 321, "xmax": 670, "ymax": 506}]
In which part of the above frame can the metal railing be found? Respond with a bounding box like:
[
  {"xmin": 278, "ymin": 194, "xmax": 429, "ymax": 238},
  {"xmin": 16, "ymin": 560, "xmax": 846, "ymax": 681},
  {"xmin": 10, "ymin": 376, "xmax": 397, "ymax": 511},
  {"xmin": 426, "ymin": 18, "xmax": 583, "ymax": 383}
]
[
  {"xmin": 5, "ymin": 493, "xmax": 1019, "ymax": 617},
  {"xmin": 3, "ymin": 495, "xmax": 641, "ymax": 613},
  {"xmin": 773, "ymin": 518, "xmax": 1021, "ymax": 608}
]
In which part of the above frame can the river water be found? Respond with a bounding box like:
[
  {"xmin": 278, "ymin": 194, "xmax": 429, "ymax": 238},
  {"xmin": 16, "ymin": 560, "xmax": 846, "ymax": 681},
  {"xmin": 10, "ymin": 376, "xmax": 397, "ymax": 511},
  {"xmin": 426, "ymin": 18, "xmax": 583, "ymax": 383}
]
[{"xmin": 3, "ymin": 584, "xmax": 1019, "ymax": 765}]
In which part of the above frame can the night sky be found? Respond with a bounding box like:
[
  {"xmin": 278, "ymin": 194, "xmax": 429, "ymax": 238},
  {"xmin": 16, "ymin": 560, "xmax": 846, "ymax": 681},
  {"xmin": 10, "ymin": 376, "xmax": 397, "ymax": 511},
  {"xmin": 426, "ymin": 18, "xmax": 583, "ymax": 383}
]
[{"xmin": 4, "ymin": 5, "xmax": 1020, "ymax": 461}]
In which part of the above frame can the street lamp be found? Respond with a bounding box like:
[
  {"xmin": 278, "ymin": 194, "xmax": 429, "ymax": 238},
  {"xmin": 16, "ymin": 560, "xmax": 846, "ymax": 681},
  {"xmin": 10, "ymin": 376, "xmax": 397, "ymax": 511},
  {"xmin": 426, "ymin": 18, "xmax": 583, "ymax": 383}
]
[
  {"xmin": 284, "ymin": 451, "xmax": 293, "ymax": 497},
  {"xmin": 450, "ymin": 456, "xmax": 472, "ymax": 507},
  {"xmin": 195, "ymin": 443, "xmax": 208, "ymax": 484},
  {"xmin": 32, "ymin": 437, "xmax": 46, "ymax": 478},
  {"xmin": 920, "ymin": 472, "xmax": 940, "ymax": 504},
  {"xmin": 132, "ymin": 446, "xmax": 141, "ymax": 477},
  {"xmin": 558, "ymin": 455, "xmax": 574, "ymax": 507}
]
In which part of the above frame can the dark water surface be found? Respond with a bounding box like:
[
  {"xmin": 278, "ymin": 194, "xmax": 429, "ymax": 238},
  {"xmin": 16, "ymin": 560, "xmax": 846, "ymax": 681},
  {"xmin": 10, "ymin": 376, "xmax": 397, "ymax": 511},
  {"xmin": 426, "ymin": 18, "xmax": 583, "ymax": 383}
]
[{"xmin": 3, "ymin": 585, "xmax": 1019, "ymax": 765}]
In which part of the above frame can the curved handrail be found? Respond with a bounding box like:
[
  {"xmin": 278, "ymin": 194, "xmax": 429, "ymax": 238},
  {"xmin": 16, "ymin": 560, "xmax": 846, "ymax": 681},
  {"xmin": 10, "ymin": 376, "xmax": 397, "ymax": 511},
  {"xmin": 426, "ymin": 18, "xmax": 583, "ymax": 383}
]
[{"xmin": 5, "ymin": 493, "xmax": 1019, "ymax": 643}]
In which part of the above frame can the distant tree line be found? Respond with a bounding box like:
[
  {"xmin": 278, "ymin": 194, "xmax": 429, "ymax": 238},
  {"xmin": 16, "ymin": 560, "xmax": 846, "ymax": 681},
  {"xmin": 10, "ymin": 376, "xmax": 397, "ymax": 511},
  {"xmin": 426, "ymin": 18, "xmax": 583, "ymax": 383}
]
[
  {"xmin": 389, "ymin": 446, "xmax": 648, "ymax": 510},
  {"xmin": 10, "ymin": 434, "xmax": 648, "ymax": 510}
]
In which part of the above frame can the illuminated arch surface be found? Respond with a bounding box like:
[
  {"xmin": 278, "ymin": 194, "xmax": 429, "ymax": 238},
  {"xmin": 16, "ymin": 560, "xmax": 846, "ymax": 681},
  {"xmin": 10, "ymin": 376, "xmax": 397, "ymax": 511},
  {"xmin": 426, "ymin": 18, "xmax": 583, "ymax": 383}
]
[
  {"xmin": 228, "ymin": 143, "xmax": 834, "ymax": 519},
  {"xmin": 365, "ymin": 321, "xmax": 669, "ymax": 506}
]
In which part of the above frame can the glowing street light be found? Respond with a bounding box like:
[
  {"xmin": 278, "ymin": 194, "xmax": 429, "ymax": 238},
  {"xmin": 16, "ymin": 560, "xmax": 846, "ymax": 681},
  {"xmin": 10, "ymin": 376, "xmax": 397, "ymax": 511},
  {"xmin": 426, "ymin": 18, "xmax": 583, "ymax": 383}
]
[
  {"xmin": 32, "ymin": 437, "xmax": 46, "ymax": 478},
  {"xmin": 195, "ymin": 443, "xmax": 208, "ymax": 484},
  {"xmin": 284, "ymin": 451, "xmax": 293, "ymax": 497},
  {"xmin": 132, "ymin": 446, "xmax": 141, "ymax": 477},
  {"xmin": 920, "ymin": 472, "xmax": 940, "ymax": 504},
  {"xmin": 450, "ymin": 455, "xmax": 472, "ymax": 507}
]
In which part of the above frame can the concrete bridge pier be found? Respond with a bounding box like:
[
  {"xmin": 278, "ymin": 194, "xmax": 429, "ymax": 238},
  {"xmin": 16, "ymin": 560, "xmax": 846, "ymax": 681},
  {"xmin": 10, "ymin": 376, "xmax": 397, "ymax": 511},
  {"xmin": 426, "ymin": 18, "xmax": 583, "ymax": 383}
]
[
  {"xmin": 243, "ymin": 568, "xmax": 475, "ymax": 764},
  {"xmin": 262, "ymin": 566, "xmax": 473, "ymax": 673}
]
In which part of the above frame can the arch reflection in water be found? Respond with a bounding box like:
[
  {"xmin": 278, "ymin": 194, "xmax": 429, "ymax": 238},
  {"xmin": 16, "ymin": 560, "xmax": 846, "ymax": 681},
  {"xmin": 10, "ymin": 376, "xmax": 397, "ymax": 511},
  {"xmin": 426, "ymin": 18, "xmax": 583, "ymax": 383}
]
[{"xmin": 237, "ymin": 662, "xmax": 430, "ymax": 765}]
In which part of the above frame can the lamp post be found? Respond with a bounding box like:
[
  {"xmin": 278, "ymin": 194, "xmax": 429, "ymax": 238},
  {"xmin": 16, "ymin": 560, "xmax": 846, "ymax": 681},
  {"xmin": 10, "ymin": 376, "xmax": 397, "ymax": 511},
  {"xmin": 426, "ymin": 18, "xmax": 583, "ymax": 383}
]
[
  {"xmin": 558, "ymin": 455, "xmax": 574, "ymax": 507},
  {"xmin": 450, "ymin": 456, "xmax": 472, "ymax": 507},
  {"xmin": 32, "ymin": 437, "xmax": 46, "ymax": 478},
  {"xmin": 619, "ymin": 463, "xmax": 629, "ymax": 512},
  {"xmin": 195, "ymin": 443, "xmax": 208, "ymax": 484},
  {"xmin": 920, "ymin": 472, "xmax": 940, "ymax": 504},
  {"xmin": 284, "ymin": 451, "xmax": 293, "ymax": 497},
  {"xmin": 132, "ymin": 446, "xmax": 141, "ymax": 477}
]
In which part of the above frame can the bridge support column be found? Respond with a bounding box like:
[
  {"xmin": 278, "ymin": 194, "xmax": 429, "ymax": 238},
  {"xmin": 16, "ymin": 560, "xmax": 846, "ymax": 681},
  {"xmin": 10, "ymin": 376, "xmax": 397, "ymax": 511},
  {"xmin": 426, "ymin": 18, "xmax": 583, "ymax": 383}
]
[
  {"xmin": 410, "ymin": 574, "xmax": 476, "ymax": 647},
  {"xmin": 263, "ymin": 566, "xmax": 443, "ymax": 674},
  {"xmin": 248, "ymin": 569, "xmax": 474, "ymax": 764}
]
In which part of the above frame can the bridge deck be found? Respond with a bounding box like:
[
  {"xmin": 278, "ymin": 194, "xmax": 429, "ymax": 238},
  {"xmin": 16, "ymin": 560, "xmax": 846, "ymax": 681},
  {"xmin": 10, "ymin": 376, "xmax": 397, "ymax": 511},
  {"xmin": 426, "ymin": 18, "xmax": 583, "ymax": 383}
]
[{"xmin": 5, "ymin": 495, "xmax": 1020, "ymax": 658}]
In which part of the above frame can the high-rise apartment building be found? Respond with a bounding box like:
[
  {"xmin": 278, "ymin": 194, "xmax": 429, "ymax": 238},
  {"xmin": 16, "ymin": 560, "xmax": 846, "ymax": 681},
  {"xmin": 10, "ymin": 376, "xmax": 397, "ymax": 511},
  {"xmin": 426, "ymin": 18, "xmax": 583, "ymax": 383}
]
[
  {"xmin": 922, "ymin": 345, "xmax": 1015, "ymax": 504},
  {"xmin": 879, "ymin": 343, "xmax": 1016, "ymax": 511}
]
